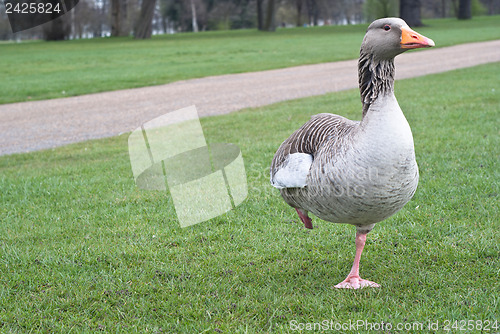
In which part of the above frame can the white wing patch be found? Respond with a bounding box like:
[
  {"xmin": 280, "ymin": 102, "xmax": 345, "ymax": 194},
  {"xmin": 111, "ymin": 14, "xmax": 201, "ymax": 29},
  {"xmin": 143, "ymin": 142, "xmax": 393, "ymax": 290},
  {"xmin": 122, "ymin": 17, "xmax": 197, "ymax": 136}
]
[{"xmin": 271, "ymin": 153, "xmax": 313, "ymax": 189}]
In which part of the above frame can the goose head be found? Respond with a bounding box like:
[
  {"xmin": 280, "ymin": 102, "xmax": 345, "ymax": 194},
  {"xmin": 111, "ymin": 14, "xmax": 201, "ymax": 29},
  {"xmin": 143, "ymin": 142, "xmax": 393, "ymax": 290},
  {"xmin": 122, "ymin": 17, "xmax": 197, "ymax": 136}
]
[{"xmin": 361, "ymin": 17, "xmax": 435, "ymax": 60}]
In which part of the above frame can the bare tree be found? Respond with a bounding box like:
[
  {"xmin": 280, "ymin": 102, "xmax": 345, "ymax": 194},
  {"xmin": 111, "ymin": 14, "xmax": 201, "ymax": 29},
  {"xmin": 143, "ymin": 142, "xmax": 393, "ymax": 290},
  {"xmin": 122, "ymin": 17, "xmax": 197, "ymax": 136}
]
[
  {"xmin": 305, "ymin": 0, "xmax": 318, "ymax": 25},
  {"xmin": 257, "ymin": 0, "xmax": 264, "ymax": 29},
  {"xmin": 483, "ymin": 0, "xmax": 498, "ymax": 15},
  {"xmin": 441, "ymin": 0, "xmax": 447, "ymax": 17},
  {"xmin": 191, "ymin": 0, "xmax": 199, "ymax": 32},
  {"xmin": 43, "ymin": 15, "xmax": 71, "ymax": 40},
  {"xmin": 457, "ymin": 0, "xmax": 471, "ymax": 19},
  {"xmin": 400, "ymin": 0, "xmax": 422, "ymax": 26},
  {"xmin": 135, "ymin": 0, "xmax": 157, "ymax": 38},
  {"xmin": 73, "ymin": 0, "xmax": 96, "ymax": 38},
  {"xmin": 295, "ymin": 0, "xmax": 303, "ymax": 26},
  {"xmin": 111, "ymin": 0, "xmax": 130, "ymax": 36},
  {"xmin": 262, "ymin": 0, "xmax": 277, "ymax": 30}
]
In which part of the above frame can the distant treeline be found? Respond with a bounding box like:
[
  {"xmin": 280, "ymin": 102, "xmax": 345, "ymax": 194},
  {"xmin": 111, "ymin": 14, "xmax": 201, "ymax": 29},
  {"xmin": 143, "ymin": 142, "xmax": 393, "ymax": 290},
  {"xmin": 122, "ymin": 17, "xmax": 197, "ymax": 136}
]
[{"xmin": 0, "ymin": 0, "xmax": 498, "ymax": 40}]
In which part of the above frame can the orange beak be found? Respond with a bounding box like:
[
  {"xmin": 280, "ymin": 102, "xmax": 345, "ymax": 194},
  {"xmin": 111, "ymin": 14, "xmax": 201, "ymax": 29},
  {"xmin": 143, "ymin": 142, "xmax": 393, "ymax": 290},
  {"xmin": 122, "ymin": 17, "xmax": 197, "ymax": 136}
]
[{"xmin": 400, "ymin": 26, "xmax": 435, "ymax": 49}]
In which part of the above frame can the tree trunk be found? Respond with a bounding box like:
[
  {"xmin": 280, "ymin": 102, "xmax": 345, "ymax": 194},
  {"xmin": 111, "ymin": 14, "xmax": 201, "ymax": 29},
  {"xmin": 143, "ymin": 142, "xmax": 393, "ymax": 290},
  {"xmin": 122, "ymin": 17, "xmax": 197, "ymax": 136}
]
[
  {"xmin": 263, "ymin": 0, "xmax": 276, "ymax": 31},
  {"xmin": 43, "ymin": 16, "xmax": 70, "ymax": 41},
  {"xmin": 296, "ymin": 0, "xmax": 302, "ymax": 27},
  {"xmin": 487, "ymin": 0, "xmax": 493, "ymax": 15},
  {"xmin": 400, "ymin": 0, "xmax": 422, "ymax": 27},
  {"xmin": 120, "ymin": 0, "xmax": 128, "ymax": 35},
  {"xmin": 306, "ymin": 0, "xmax": 312, "ymax": 25},
  {"xmin": 190, "ymin": 0, "xmax": 198, "ymax": 32},
  {"xmin": 381, "ymin": 0, "xmax": 390, "ymax": 17},
  {"xmin": 161, "ymin": 16, "xmax": 167, "ymax": 34},
  {"xmin": 257, "ymin": 0, "xmax": 264, "ymax": 30},
  {"xmin": 111, "ymin": 0, "xmax": 119, "ymax": 36},
  {"xmin": 457, "ymin": 0, "xmax": 471, "ymax": 19},
  {"xmin": 134, "ymin": 0, "xmax": 157, "ymax": 39},
  {"xmin": 111, "ymin": 0, "xmax": 122, "ymax": 36},
  {"xmin": 306, "ymin": 0, "xmax": 318, "ymax": 26},
  {"xmin": 312, "ymin": 0, "xmax": 319, "ymax": 26}
]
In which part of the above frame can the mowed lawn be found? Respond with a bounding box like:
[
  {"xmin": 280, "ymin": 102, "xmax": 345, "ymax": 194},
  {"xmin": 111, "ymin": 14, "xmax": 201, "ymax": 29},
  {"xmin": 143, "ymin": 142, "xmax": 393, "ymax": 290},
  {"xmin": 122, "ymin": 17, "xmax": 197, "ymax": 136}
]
[
  {"xmin": 0, "ymin": 16, "xmax": 499, "ymax": 104},
  {"xmin": 1, "ymin": 61, "xmax": 499, "ymax": 332}
]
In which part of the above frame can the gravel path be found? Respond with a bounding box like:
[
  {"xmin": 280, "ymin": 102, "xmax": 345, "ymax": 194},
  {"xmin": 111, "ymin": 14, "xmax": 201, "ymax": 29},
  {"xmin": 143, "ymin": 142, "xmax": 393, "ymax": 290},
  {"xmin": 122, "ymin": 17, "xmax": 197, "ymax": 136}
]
[{"xmin": 1, "ymin": 40, "xmax": 499, "ymax": 156}]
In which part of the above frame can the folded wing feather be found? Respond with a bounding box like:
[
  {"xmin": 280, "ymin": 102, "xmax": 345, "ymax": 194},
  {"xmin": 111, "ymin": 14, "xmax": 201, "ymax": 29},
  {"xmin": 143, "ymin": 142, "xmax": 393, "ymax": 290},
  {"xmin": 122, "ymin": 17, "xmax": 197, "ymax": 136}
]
[
  {"xmin": 271, "ymin": 153, "xmax": 313, "ymax": 189},
  {"xmin": 270, "ymin": 113, "xmax": 358, "ymax": 189}
]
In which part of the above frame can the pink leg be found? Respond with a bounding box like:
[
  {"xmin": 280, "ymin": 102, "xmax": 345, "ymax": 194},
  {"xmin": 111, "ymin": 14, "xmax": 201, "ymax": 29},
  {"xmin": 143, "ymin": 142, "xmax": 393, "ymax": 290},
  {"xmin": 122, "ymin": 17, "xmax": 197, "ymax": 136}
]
[
  {"xmin": 295, "ymin": 208, "xmax": 313, "ymax": 229},
  {"xmin": 334, "ymin": 231, "xmax": 380, "ymax": 289}
]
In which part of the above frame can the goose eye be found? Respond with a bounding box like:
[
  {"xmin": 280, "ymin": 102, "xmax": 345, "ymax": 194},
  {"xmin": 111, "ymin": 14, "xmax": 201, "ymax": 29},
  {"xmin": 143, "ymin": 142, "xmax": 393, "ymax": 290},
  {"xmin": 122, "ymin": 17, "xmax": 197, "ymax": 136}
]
[{"xmin": 383, "ymin": 25, "xmax": 391, "ymax": 31}]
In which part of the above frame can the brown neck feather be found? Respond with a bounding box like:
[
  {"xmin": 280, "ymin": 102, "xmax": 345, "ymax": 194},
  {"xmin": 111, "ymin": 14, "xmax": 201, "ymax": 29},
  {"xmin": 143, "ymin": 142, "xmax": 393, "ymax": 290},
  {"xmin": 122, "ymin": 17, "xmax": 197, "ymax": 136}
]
[{"xmin": 358, "ymin": 52, "xmax": 395, "ymax": 118}]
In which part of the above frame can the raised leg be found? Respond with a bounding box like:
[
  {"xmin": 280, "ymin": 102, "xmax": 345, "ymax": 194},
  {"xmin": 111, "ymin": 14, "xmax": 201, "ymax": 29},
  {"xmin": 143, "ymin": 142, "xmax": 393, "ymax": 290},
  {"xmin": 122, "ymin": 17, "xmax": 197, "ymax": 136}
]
[
  {"xmin": 334, "ymin": 231, "xmax": 380, "ymax": 289},
  {"xmin": 295, "ymin": 208, "xmax": 313, "ymax": 229}
]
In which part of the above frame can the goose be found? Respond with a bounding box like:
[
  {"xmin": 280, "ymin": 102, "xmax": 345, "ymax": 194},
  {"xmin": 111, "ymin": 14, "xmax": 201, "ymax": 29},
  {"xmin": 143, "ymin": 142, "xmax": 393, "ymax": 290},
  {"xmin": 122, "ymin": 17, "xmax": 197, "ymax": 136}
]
[{"xmin": 270, "ymin": 18, "xmax": 435, "ymax": 289}]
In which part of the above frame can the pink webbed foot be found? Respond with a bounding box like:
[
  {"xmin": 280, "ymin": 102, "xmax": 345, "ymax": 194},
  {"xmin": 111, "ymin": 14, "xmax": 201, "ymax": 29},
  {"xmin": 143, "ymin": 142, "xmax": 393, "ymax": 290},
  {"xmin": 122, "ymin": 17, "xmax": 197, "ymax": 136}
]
[
  {"xmin": 334, "ymin": 231, "xmax": 379, "ymax": 289},
  {"xmin": 334, "ymin": 275, "xmax": 380, "ymax": 289},
  {"xmin": 295, "ymin": 208, "xmax": 313, "ymax": 229}
]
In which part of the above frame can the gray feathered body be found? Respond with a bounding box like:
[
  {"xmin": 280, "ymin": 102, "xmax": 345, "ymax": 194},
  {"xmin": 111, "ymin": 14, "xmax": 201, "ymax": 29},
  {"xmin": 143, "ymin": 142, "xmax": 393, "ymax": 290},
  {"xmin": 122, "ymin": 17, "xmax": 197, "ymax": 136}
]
[{"xmin": 270, "ymin": 48, "xmax": 419, "ymax": 232}]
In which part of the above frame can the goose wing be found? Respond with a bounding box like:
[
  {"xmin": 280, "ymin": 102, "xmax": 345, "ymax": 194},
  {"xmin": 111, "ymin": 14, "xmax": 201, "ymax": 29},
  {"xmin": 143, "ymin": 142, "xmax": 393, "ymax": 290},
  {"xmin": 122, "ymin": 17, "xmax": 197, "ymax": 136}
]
[{"xmin": 270, "ymin": 113, "xmax": 357, "ymax": 189}]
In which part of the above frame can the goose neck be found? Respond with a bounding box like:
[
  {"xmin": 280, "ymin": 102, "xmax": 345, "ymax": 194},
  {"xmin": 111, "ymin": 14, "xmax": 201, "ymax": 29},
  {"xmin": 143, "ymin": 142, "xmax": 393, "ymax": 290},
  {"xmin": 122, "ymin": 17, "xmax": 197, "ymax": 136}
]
[{"xmin": 358, "ymin": 53, "xmax": 395, "ymax": 118}]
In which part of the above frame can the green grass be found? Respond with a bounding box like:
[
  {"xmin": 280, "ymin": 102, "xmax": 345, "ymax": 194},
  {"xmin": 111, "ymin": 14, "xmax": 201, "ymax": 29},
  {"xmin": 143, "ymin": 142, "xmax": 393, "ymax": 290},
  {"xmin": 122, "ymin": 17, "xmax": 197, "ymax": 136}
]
[
  {"xmin": 1, "ymin": 16, "xmax": 499, "ymax": 105},
  {"xmin": 1, "ymin": 62, "xmax": 499, "ymax": 332}
]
